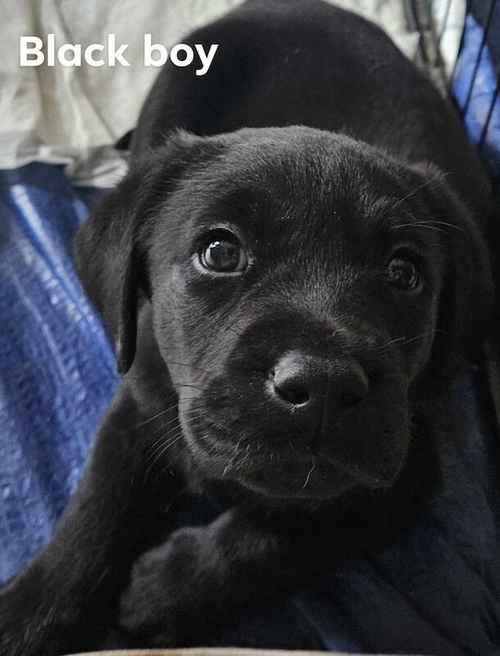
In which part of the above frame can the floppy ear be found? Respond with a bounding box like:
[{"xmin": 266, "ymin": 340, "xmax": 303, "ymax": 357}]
[
  {"xmin": 74, "ymin": 130, "xmax": 222, "ymax": 375},
  {"xmin": 413, "ymin": 165, "xmax": 494, "ymax": 373},
  {"xmin": 74, "ymin": 167, "xmax": 156, "ymax": 374}
]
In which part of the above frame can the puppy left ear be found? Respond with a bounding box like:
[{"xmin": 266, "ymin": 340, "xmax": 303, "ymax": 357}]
[{"xmin": 413, "ymin": 164, "xmax": 494, "ymax": 372}]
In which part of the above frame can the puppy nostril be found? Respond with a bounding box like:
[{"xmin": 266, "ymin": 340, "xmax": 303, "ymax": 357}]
[
  {"xmin": 271, "ymin": 356, "xmax": 313, "ymax": 407},
  {"xmin": 270, "ymin": 352, "xmax": 369, "ymax": 413},
  {"xmin": 276, "ymin": 381, "xmax": 310, "ymax": 406}
]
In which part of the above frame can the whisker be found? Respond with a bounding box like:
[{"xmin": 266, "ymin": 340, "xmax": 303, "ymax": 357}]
[
  {"xmin": 389, "ymin": 173, "xmax": 449, "ymax": 211},
  {"xmin": 376, "ymin": 328, "xmax": 445, "ymax": 352},
  {"xmin": 176, "ymin": 383, "xmax": 204, "ymax": 392},
  {"xmin": 146, "ymin": 435, "xmax": 185, "ymax": 477},
  {"xmin": 302, "ymin": 457, "xmax": 317, "ymax": 489},
  {"xmin": 162, "ymin": 360, "xmax": 211, "ymax": 375},
  {"xmin": 235, "ymin": 442, "xmax": 252, "ymax": 472},
  {"xmin": 146, "ymin": 427, "xmax": 181, "ymax": 464},
  {"xmin": 144, "ymin": 411, "xmax": 208, "ymax": 467},
  {"xmin": 391, "ymin": 220, "xmax": 465, "ymax": 235},
  {"xmin": 223, "ymin": 435, "xmax": 245, "ymax": 477},
  {"xmin": 131, "ymin": 403, "xmax": 178, "ymax": 430}
]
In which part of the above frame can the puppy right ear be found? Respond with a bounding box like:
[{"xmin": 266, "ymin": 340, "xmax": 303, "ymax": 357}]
[
  {"xmin": 75, "ymin": 169, "xmax": 151, "ymax": 374},
  {"xmin": 75, "ymin": 130, "xmax": 222, "ymax": 375}
]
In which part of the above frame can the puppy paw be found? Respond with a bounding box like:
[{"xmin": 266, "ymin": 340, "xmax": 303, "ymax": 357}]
[{"xmin": 118, "ymin": 526, "xmax": 211, "ymax": 646}]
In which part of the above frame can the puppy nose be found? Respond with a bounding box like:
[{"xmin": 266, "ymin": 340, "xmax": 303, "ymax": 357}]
[{"xmin": 270, "ymin": 352, "xmax": 369, "ymax": 412}]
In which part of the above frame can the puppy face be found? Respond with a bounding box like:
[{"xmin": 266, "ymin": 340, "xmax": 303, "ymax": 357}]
[
  {"xmin": 87, "ymin": 126, "xmax": 491, "ymax": 508},
  {"xmin": 145, "ymin": 127, "xmax": 464, "ymax": 503}
]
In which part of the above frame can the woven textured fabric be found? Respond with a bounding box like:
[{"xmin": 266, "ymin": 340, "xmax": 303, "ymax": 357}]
[
  {"xmin": 0, "ymin": 163, "xmax": 119, "ymax": 584},
  {"xmin": 454, "ymin": 3, "xmax": 500, "ymax": 180}
]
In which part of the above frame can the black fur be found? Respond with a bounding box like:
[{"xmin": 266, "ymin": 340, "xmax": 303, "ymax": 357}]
[{"xmin": 0, "ymin": 1, "xmax": 495, "ymax": 654}]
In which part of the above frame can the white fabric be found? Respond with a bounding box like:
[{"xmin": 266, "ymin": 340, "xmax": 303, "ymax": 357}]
[{"xmin": 0, "ymin": 0, "xmax": 465, "ymax": 185}]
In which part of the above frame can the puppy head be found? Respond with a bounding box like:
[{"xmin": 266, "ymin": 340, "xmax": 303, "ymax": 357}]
[{"xmin": 88, "ymin": 127, "xmax": 493, "ymax": 506}]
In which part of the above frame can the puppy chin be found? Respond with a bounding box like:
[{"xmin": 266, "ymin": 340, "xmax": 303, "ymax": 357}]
[
  {"xmin": 235, "ymin": 465, "xmax": 357, "ymax": 501},
  {"xmin": 184, "ymin": 435, "xmax": 375, "ymax": 502},
  {"xmin": 179, "ymin": 407, "xmax": 409, "ymax": 503}
]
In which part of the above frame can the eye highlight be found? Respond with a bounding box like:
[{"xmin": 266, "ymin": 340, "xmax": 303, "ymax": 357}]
[
  {"xmin": 386, "ymin": 254, "xmax": 422, "ymax": 291},
  {"xmin": 197, "ymin": 229, "xmax": 248, "ymax": 274}
]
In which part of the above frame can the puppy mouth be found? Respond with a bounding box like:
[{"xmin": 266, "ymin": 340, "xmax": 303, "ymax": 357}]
[
  {"xmin": 237, "ymin": 455, "xmax": 359, "ymax": 500},
  {"xmin": 182, "ymin": 418, "xmax": 394, "ymax": 500},
  {"xmin": 234, "ymin": 450, "xmax": 397, "ymax": 501}
]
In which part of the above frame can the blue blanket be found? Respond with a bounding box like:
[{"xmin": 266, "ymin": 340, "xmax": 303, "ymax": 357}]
[
  {"xmin": 0, "ymin": 165, "xmax": 119, "ymax": 584},
  {"xmin": 1, "ymin": 10, "xmax": 500, "ymax": 654}
]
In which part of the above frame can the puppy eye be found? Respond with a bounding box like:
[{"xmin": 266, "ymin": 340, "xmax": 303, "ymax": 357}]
[
  {"xmin": 198, "ymin": 230, "xmax": 248, "ymax": 274},
  {"xmin": 386, "ymin": 255, "xmax": 422, "ymax": 291}
]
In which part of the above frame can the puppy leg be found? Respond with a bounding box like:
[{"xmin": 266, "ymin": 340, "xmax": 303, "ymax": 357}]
[
  {"xmin": 0, "ymin": 385, "xmax": 184, "ymax": 656},
  {"xmin": 117, "ymin": 506, "xmax": 360, "ymax": 647}
]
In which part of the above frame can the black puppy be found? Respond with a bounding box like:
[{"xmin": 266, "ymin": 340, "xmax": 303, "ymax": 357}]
[{"xmin": 0, "ymin": 1, "xmax": 495, "ymax": 654}]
